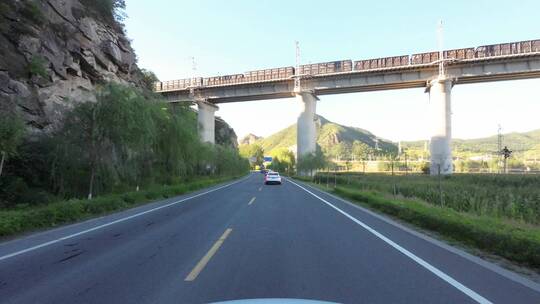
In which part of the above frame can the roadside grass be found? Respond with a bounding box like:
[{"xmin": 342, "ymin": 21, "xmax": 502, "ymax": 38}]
[
  {"xmin": 295, "ymin": 177, "xmax": 540, "ymax": 269},
  {"xmin": 0, "ymin": 175, "xmax": 243, "ymax": 238},
  {"xmin": 316, "ymin": 173, "xmax": 540, "ymax": 225}
]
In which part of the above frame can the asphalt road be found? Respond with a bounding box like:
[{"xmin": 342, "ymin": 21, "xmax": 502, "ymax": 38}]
[{"xmin": 1, "ymin": 173, "xmax": 539, "ymax": 303}]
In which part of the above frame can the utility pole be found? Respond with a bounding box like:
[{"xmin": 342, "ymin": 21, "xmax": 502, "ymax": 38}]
[
  {"xmin": 497, "ymin": 124, "xmax": 503, "ymax": 173},
  {"xmin": 326, "ymin": 165, "xmax": 330, "ymax": 188},
  {"xmin": 190, "ymin": 56, "xmax": 197, "ymax": 98},
  {"xmin": 294, "ymin": 41, "xmax": 301, "ymax": 93},
  {"xmin": 334, "ymin": 166, "xmax": 337, "ymax": 188},
  {"xmin": 404, "ymin": 151, "xmax": 408, "ymax": 176},
  {"xmin": 0, "ymin": 151, "xmax": 5, "ymax": 177},
  {"xmin": 438, "ymin": 163, "xmax": 443, "ymax": 206},
  {"xmin": 502, "ymin": 146, "xmax": 512, "ymax": 174},
  {"xmin": 392, "ymin": 157, "xmax": 397, "ymax": 198},
  {"xmin": 363, "ymin": 159, "xmax": 366, "ymax": 174},
  {"xmin": 391, "ymin": 155, "xmax": 395, "ymax": 176},
  {"xmin": 437, "ymin": 20, "xmax": 445, "ymax": 77}
]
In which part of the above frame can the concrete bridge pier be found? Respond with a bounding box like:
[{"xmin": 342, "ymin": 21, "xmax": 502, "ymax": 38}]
[
  {"xmin": 427, "ymin": 77, "xmax": 453, "ymax": 175},
  {"xmin": 197, "ymin": 100, "xmax": 218, "ymax": 144},
  {"xmin": 296, "ymin": 91, "xmax": 318, "ymax": 174}
]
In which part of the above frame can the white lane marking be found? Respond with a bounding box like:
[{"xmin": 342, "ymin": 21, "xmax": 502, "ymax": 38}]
[
  {"xmin": 299, "ymin": 182, "xmax": 540, "ymax": 294},
  {"xmin": 287, "ymin": 178, "xmax": 493, "ymax": 304},
  {"xmin": 0, "ymin": 176, "xmax": 249, "ymax": 262},
  {"xmin": 248, "ymin": 197, "xmax": 256, "ymax": 205}
]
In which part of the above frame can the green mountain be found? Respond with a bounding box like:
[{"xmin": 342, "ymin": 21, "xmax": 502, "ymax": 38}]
[
  {"xmin": 250, "ymin": 116, "xmax": 540, "ymax": 160},
  {"xmin": 403, "ymin": 129, "xmax": 540, "ymax": 156},
  {"xmin": 253, "ymin": 115, "xmax": 397, "ymax": 157}
]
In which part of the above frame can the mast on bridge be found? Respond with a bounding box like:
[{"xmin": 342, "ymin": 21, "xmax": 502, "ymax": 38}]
[
  {"xmin": 294, "ymin": 41, "xmax": 301, "ymax": 93},
  {"xmin": 438, "ymin": 20, "xmax": 445, "ymax": 77}
]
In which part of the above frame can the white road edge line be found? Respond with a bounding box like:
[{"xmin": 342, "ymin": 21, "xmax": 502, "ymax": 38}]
[
  {"xmin": 287, "ymin": 178, "xmax": 493, "ymax": 304},
  {"xmin": 0, "ymin": 176, "xmax": 249, "ymax": 262},
  {"xmin": 298, "ymin": 180, "xmax": 540, "ymax": 293}
]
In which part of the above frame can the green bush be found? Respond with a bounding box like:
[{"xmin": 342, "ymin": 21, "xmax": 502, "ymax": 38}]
[
  {"xmin": 0, "ymin": 175, "xmax": 242, "ymax": 237},
  {"xmin": 80, "ymin": 0, "xmax": 126, "ymax": 24},
  {"xmin": 27, "ymin": 56, "xmax": 48, "ymax": 78},
  {"xmin": 20, "ymin": 1, "xmax": 45, "ymax": 25},
  {"xmin": 1, "ymin": 83, "xmax": 249, "ymax": 209},
  {"xmin": 0, "ymin": 3, "xmax": 11, "ymax": 17},
  {"xmin": 121, "ymin": 192, "xmax": 146, "ymax": 205},
  {"xmin": 143, "ymin": 189, "xmax": 162, "ymax": 200}
]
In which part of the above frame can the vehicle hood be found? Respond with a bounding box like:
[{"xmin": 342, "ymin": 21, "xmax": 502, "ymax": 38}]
[{"xmin": 212, "ymin": 299, "xmax": 339, "ymax": 304}]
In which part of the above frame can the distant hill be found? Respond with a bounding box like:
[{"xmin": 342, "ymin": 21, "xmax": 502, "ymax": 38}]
[
  {"xmin": 252, "ymin": 115, "xmax": 397, "ymax": 156},
  {"xmin": 238, "ymin": 133, "xmax": 262, "ymax": 146},
  {"xmin": 403, "ymin": 129, "xmax": 540, "ymax": 155},
  {"xmin": 245, "ymin": 115, "xmax": 540, "ymax": 159}
]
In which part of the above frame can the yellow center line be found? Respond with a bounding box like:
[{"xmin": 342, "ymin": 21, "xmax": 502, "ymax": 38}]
[
  {"xmin": 248, "ymin": 197, "xmax": 256, "ymax": 205},
  {"xmin": 184, "ymin": 228, "xmax": 233, "ymax": 281}
]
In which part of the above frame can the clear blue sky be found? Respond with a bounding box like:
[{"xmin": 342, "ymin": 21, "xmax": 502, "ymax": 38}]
[{"xmin": 124, "ymin": 0, "xmax": 540, "ymax": 141}]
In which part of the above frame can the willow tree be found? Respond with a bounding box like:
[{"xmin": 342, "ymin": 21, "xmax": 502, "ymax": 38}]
[
  {"xmin": 152, "ymin": 104, "xmax": 200, "ymax": 181},
  {"xmin": 0, "ymin": 113, "xmax": 25, "ymax": 177},
  {"xmin": 58, "ymin": 84, "xmax": 156, "ymax": 199}
]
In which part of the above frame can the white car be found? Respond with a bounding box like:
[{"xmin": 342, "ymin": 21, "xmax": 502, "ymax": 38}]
[{"xmin": 264, "ymin": 172, "xmax": 282, "ymax": 185}]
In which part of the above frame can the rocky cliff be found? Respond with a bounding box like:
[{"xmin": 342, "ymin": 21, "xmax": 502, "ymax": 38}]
[
  {"xmin": 215, "ymin": 117, "xmax": 238, "ymax": 149},
  {"xmin": 238, "ymin": 133, "xmax": 261, "ymax": 146},
  {"xmin": 0, "ymin": 0, "xmax": 239, "ymax": 147},
  {"xmin": 0, "ymin": 0, "xmax": 144, "ymax": 132}
]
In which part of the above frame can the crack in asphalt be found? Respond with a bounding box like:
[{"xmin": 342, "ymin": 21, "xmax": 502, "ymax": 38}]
[{"xmin": 56, "ymin": 251, "xmax": 84, "ymax": 264}]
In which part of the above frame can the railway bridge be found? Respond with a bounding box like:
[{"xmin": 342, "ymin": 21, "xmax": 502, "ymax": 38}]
[{"xmin": 155, "ymin": 39, "xmax": 540, "ymax": 175}]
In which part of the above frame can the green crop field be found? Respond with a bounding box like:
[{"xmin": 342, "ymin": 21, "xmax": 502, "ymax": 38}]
[{"xmin": 315, "ymin": 173, "xmax": 540, "ymax": 225}]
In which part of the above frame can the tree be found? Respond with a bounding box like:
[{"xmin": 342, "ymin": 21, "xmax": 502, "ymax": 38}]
[
  {"xmin": 239, "ymin": 144, "xmax": 264, "ymax": 168},
  {"xmin": 141, "ymin": 69, "xmax": 159, "ymax": 92},
  {"xmin": 215, "ymin": 145, "xmax": 250, "ymax": 176},
  {"xmin": 1, "ymin": 82, "xmax": 249, "ymax": 206},
  {"xmin": 151, "ymin": 104, "xmax": 200, "ymax": 180},
  {"xmin": 297, "ymin": 147, "xmax": 327, "ymax": 177},
  {"xmin": 352, "ymin": 141, "xmax": 372, "ymax": 160},
  {"xmin": 57, "ymin": 84, "xmax": 155, "ymax": 199},
  {"xmin": 352, "ymin": 140, "xmax": 373, "ymax": 172},
  {"xmin": 332, "ymin": 142, "xmax": 351, "ymax": 161},
  {"xmin": 269, "ymin": 148, "xmax": 295, "ymax": 175},
  {"xmin": 0, "ymin": 113, "xmax": 25, "ymax": 177},
  {"xmin": 384, "ymin": 149, "xmax": 399, "ymax": 175},
  {"xmin": 81, "ymin": 0, "xmax": 127, "ymax": 27}
]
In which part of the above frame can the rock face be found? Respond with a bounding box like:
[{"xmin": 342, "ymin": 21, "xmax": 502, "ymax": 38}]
[
  {"xmin": 215, "ymin": 117, "xmax": 238, "ymax": 149},
  {"xmin": 0, "ymin": 0, "xmax": 144, "ymax": 132},
  {"xmin": 238, "ymin": 133, "xmax": 261, "ymax": 146}
]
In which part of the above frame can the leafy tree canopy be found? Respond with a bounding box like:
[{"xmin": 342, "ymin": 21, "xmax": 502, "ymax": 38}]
[{"xmin": 0, "ymin": 113, "xmax": 25, "ymax": 157}]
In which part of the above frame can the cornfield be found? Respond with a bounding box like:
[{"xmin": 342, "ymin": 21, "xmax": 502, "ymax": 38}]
[{"xmin": 315, "ymin": 173, "xmax": 540, "ymax": 225}]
